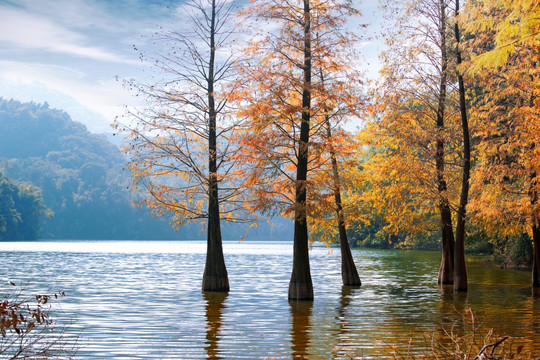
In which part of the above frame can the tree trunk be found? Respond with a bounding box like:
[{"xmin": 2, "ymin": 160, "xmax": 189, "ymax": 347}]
[
  {"xmin": 202, "ymin": 0, "xmax": 229, "ymax": 292},
  {"xmin": 289, "ymin": 0, "xmax": 314, "ymax": 301},
  {"xmin": 327, "ymin": 123, "xmax": 360, "ymax": 286},
  {"xmin": 453, "ymin": 0, "xmax": 469, "ymax": 292},
  {"xmin": 438, "ymin": 208, "xmax": 455, "ymax": 285},
  {"xmin": 289, "ymin": 0, "xmax": 313, "ymax": 300},
  {"xmin": 318, "ymin": 67, "xmax": 361, "ymax": 287},
  {"xmin": 436, "ymin": 0, "xmax": 455, "ymax": 285},
  {"xmin": 531, "ymin": 170, "xmax": 540, "ymax": 288},
  {"xmin": 338, "ymin": 217, "xmax": 361, "ymax": 286},
  {"xmin": 533, "ymin": 222, "xmax": 540, "ymax": 288},
  {"xmin": 203, "ymin": 198, "xmax": 229, "ymax": 292}
]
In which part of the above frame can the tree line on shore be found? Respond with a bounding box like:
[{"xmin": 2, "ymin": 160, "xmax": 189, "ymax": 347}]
[{"xmin": 114, "ymin": 0, "xmax": 539, "ymax": 299}]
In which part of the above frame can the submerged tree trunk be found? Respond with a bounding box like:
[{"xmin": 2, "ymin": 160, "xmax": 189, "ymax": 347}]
[
  {"xmin": 531, "ymin": 170, "xmax": 540, "ymax": 288},
  {"xmin": 453, "ymin": 0, "xmax": 469, "ymax": 292},
  {"xmin": 202, "ymin": 0, "xmax": 229, "ymax": 292},
  {"xmin": 533, "ymin": 222, "xmax": 540, "ymax": 288},
  {"xmin": 289, "ymin": 0, "xmax": 314, "ymax": 301},
  {"xmin": 334, "ymin": 156, "xmax": 361, "ymax": 286},
  {"xmin": 318, "ymin": 66, "xmax": 361, "ymax": 287},
  {"xmin": 438, "ymin": 207, "xmax": 455, "ymax": 285},
  {"xmin": 326, "ymin": 120, "xmax": 361, "ymax": 286},
  {"xmin": 436, "ymin": 0, "xmax": 455, "ymax": 285},
  {"xmin": 203, "ymin": 192, "xmax": 229, "ymax": 292},
  {"xmin": 337, "ymin": 208, "xmax": 361, "ymax": 286}
]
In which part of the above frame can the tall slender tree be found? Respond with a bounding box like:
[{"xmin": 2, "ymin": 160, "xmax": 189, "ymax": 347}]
[
  {"xmin": 235, "ymin": 0, "xmax": 360, "ymax": 299},
  {"xmin": 363, "ymin": 0, "xmax": 462, "ymax": 284},
  {"xmin": 312, "ymin": 66, "xmax": 362, "ymax": 286},
  {"xmin": 321, "ymin": 112, "xmax": 361, "ymax": 286},
  {"xmin": 452, "ymin": 0, "xmax": 470, "ymax": 292},
  {"xmin": 465, "ymin": 0, "xmax": 540, "ymax": 287},
  {"xmin": 291, "ymin": 0, "xmax": 314, "ymax": 301},
  {"xmin": 371, "ymin": 0, "xmax": 475, "ymax": 288},
  {"xmin": 116, "ymin": 0, "xmax": 248, "ymax": 292},
  {"xmin": 434, "ymin": 0, "xmax": 455, "ymax": 285}
]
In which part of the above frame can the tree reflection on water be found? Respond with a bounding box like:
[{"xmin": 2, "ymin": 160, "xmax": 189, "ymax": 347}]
[
  {"xmin": 290, "ymin": 300, "xmax": 313, "ymax": 359},
  {"xmin": 203, "ymin": 292, "xmax": 228, "ymax": 359}
]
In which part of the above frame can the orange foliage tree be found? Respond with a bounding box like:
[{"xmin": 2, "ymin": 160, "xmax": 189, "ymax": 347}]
[
  {"xmin": 308, "ymin": 46, "xmax": 364, "ymax": 286},
  {"xmin": 358, "ymin": 0, "xmax": 469, "ymax": 285},
  {"xmin": 233, "ymin": 0, "xmax": 362, "ymax": 298},
  {"xmin": 464, "ymin": 0, "xmax": 540, "ymax": 287},
  {"xmin": 115, "ymin": 0, "xmax": 251, "ymax": 292}
]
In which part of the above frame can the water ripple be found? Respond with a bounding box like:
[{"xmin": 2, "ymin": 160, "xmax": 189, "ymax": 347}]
[{"xmin": 0, "ymin": 241, "xmax": 538, "ymax": 359}]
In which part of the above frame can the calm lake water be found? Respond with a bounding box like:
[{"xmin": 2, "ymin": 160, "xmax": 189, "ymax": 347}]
[{"xmin": 0, "ymin": 240, "xmax": 539, "ymax": 359}]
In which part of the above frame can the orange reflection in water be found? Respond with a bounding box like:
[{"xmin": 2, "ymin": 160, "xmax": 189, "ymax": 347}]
[
  {"xmin": 203, "ymin": 291, "xmax": 228, "ymax": 360},
  {"xmin": 290, "ymin": 300, "xmax": 313, "ymax": 359}
]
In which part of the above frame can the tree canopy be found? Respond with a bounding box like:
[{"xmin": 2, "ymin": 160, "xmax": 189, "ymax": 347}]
[{"xmin": 0, "ymin": 171, "xmax": 47, "ymax": 240}]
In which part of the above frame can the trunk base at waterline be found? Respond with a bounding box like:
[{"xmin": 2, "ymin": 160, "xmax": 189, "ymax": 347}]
[
  {"xmin": 202, "ymin": 274, "xmax": 230, "ymax": 293},
  {"xmin": 288, "ymin": 280, "xmax": 314, "ymax": 301}
]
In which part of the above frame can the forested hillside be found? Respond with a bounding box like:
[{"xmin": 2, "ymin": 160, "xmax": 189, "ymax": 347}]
[
  {"xmin": 0, "ymin": 98, "xmax": 195, "ymax": 239},
  {"xmin": 0, "ymin": 98, "xmax": 289, "ymax": 240}
]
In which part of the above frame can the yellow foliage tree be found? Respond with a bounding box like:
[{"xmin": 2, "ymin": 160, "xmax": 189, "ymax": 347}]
[
  {"xmin": 464, "ymin": 0, "xmax": 540, "ymax": 287},
  {"xmin": 357, "ymin": 0, "xmax": 468, "ymax": 285},
  {"xmin": 466, "ymin": 0, "xmax": 540, "ymax": 71}
]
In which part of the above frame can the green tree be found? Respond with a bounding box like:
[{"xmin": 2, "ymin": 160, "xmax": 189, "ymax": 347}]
[
  {"xmin": 0, "ymin": 97, "xmax": 182, "ymax": 241},
  {"xmin": 0, "ymin": 172, "xmax": 48, "ymax": 241}
]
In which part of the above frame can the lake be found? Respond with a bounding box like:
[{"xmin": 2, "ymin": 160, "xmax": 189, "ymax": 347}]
[{"xmin": 0, "ymin": 241, "xmax": 539, "ymax": 359}]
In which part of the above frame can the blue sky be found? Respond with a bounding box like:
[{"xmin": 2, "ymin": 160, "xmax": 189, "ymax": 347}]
[{"xmin": 0, "ymin": 0, "xmax": 383, "ymax": 134}]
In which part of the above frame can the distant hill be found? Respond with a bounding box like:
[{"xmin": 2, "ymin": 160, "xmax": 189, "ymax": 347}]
[
  {"xmin": 0, "ymin": 98, "xmax": 292, "ymax": 241},
  {"xmin": 0, "ymin": 98, "xmax": 193, "ymax": 240}
]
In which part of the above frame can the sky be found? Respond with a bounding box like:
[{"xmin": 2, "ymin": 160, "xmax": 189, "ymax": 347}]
[{"xmin": 0, "ymin": 0, "xmax": 383, "ymax": 135}]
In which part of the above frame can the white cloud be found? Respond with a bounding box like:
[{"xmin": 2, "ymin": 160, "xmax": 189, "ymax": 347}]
[
  {"xmin": 0, "ymin": 61, "xmax": 137, "ymax": 133},
  {"xmin": 0, "ymin": 6, "xmax": 138, "ymax": 65},
  {"xmin": 9, "ymin": 0, "xmax": 107, "ymax": 28},
  {"xmin": 0, "ymin": 1, "xmax": 177, "ymax": 134}
]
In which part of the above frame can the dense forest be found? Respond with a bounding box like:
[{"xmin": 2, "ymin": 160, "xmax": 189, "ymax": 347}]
[{"xmin": 0, "ymin": 98, "xmax": 177, "ymax": 239}]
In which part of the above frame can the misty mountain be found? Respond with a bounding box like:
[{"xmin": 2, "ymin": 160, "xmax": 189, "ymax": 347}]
[
  {"xmin": 0, "ymin": 98, "xmax": 292, "ymax": 240},
  {"xmin": 0, "ymin": 98, "xmax": 190, "ymax": 239}
]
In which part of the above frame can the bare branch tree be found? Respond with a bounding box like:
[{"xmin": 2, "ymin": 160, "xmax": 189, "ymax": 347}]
[{"xmin": 115, "ymin": 0, "xmax": 250, "ymax": 292}]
